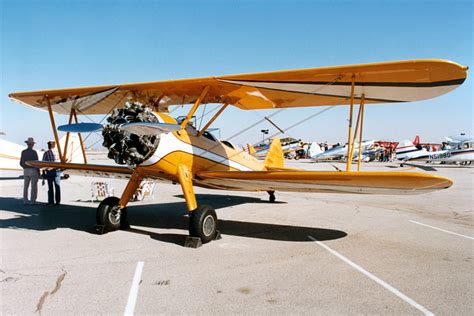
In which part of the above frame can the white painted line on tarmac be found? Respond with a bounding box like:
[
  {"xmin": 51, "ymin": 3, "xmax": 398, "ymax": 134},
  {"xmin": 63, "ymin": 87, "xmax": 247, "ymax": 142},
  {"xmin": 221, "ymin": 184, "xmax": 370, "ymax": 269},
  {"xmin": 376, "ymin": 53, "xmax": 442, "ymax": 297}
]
[
  {"xmin": 124, "ymin": 261, "xmax": 144, "ymax": 316},
  {"xmin": 308, "ymin": 236, "xmax": 434, "ymax": 316},
  {"xmin": 409, "ymin": 220, "xmax": 474, "ymax": 240}
]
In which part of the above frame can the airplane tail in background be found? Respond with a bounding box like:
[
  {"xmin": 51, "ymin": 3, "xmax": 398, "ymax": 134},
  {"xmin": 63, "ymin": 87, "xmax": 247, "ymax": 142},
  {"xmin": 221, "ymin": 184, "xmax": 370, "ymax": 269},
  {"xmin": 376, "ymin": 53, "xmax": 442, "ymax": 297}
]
[
  {"xmin": 246, "ymin": 143, "xmax": 256, "ymax": 156},
  {"xmin": 413, "ymin": 135, "xmax": 420, "ymax": 146},
  {"xmin": 308, "ymin": 142, "xmax": 323, "ymax": 159},
  {"xmin": 396, "ymin": 140, "xmax": 416, "ymax": 153},
  {"xmin": 395, "ymin": 139, "xmax": 423, "ymax": 161},
  {"xmin": 59, "ymin": 134, "xmax": 85, "ymax": 163},
  {"xmin": 264, "ymin": 137, "xmax": 284, "ymax": 170}
]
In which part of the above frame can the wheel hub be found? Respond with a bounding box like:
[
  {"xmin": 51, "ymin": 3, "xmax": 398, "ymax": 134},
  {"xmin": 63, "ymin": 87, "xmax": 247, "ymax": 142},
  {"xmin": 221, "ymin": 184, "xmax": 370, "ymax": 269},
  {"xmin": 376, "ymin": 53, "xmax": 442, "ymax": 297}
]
[
  {"xmin": 108, "ymin": 206, "xmax": 122, "ymax": 225},
  {"xmin": 202, "ymin": 215, "xmax": 215, "ymax": 237}
]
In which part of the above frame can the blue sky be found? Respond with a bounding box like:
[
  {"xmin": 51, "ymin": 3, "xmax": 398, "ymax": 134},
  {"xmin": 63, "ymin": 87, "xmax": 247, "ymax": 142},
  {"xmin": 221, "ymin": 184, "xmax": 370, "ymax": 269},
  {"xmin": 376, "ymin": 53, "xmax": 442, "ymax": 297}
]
[{"xmin": 1, "ymin": 0, "xmax": 472, "ymax": 148}]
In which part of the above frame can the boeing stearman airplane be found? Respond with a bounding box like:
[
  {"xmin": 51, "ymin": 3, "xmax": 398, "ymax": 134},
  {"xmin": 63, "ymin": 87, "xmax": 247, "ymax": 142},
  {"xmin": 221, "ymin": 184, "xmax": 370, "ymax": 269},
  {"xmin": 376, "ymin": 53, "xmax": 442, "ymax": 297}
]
[{"xmin": 8, "ymin": 59, "xmax": 468, "ymax": 246}]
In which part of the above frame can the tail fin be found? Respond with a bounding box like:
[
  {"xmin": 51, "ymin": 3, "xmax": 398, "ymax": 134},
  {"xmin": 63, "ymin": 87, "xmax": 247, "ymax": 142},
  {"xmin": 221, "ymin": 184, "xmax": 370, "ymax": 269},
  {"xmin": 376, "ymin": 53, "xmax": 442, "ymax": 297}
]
[
  {"xmin": 59, "ymin": 134, "xmax": 85, "ymax": 163},
  {"xmin": 264, "ymin": 138, "xmax": 284, "ymax": 169},
  {"xmin": 396, "ymin": 139, "xmax": 416, "ymax": 153},
  {"xmin": 308, "ymin": 142, "xmax": 323, "ymax": 158},
  {"xmin": 413, "ymin": 135, "xmax": 420, "ymax": 146},
  {"xmin": 247, "ymin": 144, "xmax": 256, "ymax": 156}
]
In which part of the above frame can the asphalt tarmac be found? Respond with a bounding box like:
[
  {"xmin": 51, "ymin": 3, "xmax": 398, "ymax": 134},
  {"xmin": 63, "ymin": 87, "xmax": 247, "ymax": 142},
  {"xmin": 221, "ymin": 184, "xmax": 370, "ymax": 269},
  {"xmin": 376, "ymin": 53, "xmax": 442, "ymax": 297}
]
[{"xmin": 1, "ymin": 160, "xmax": 473, "ymax": 315}]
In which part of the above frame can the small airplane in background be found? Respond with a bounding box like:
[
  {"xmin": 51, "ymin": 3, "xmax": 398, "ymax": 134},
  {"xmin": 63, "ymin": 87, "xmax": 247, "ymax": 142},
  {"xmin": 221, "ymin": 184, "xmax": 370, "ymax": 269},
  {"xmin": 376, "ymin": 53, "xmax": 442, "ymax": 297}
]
[
  {"xmin": 396, "ymin": 134, "xmax": 474, "ymax": 166},
  {"xmin": 8, "ymin": 59, "xmax": 467, "ymax": 246},
  {"xmin": 445, "ymin": 133, "xmax": 473, "ymax": 146},
  {"xmin": 247, "ymin": 137, "xmax": 305, "ymax": 160},
  {"xmin": 309, "ymin": 140, "xmax": 375, "ymax": 162}
]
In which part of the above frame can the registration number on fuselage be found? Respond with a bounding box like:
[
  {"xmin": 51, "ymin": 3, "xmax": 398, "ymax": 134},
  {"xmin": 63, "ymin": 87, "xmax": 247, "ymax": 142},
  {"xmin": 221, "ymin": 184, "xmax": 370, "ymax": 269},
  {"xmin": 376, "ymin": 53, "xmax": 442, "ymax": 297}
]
[{"xmin": 429, "ymin": 152, "xmax": 451, "ymax": 160}]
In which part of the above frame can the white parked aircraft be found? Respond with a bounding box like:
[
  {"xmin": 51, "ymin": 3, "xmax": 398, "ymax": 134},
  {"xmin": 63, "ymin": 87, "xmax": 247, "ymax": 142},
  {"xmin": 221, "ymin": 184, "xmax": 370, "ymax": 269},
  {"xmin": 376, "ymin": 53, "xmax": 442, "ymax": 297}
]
[
  {"xmin": 310, "ymin": 140, "xmax": 375, "ymax": 161},
  {"xmin": 396, "ymin": 135, "xmax": 474, "ymax": 166}
]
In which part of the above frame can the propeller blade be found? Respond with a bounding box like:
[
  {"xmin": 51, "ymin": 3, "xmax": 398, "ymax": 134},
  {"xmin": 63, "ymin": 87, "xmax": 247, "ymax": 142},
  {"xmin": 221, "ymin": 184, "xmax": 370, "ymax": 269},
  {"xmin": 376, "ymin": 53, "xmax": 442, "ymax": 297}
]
[
  {"xmin": 58, "ymin": 123, "xmax": 104, "ymax": 133},
  {"xmin": 120, "ymin": 122, "xmax": 181, "ymax": 136}
]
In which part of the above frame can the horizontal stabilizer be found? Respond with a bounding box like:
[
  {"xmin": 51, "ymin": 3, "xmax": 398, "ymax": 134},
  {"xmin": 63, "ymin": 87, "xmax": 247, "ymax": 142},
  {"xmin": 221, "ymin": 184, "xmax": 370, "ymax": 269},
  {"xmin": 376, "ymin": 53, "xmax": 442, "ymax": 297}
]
[
  {"xmin": 121, "ymin": 122, "xmax": 181, "ymax": 136},
  {"xmin": 58, "ymin": 123, "xmax": 103, "ymax": 133}
]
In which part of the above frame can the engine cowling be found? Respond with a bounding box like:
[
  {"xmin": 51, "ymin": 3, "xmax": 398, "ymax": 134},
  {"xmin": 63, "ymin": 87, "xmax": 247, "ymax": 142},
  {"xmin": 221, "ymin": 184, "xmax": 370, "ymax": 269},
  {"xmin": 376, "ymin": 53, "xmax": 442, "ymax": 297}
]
[{"xmin": 102, "ymin": 102, "xmax": 160, "ymax": 167}]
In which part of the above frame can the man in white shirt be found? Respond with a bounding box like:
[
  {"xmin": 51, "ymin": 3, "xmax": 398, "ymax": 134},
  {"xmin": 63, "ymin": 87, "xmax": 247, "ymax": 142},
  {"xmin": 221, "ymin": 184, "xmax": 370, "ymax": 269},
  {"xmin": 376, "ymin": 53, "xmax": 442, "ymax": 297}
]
[{"xmin": 20, "ymin": 137, "xmax": 39, "ymax": 205}]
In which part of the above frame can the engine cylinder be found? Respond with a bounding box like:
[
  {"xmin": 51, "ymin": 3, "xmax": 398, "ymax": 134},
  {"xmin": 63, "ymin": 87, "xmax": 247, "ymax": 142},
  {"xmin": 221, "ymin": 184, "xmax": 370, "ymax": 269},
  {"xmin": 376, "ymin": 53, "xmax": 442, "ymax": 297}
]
[{"xmin": 102, "ymin": 102, "xmax": 160, "ymax": 167}]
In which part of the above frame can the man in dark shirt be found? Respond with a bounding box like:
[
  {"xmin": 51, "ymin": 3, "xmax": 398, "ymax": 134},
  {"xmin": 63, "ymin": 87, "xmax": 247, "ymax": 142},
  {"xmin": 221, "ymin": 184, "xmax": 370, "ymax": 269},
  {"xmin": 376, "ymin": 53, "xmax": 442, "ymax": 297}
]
[
  {"xmin": 42, "ymin": 140, "xmax": 61, "ymax": 206},
  {"xmin": 20, "ymin": 137, "xmax": 39, "ymax": 205}
]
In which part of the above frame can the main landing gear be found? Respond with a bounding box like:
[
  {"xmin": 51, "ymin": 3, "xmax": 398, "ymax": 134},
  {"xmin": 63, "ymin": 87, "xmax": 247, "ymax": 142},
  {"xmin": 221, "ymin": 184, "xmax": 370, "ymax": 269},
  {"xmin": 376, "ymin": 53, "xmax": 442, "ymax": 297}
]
[
  {"xmin": 94, "ymin": 198, "xmax": 220, "ymax": 247},
  {"xmin": 185, "ymin": 205, "xmax": 221, "ymax": 247},
  {"xmin": 93, "ymin": 168, "xmax": 221, "ymax": 247},
  {"xmin": 95, "ymin": 197, "xmax": 128, "ymax": 234}
]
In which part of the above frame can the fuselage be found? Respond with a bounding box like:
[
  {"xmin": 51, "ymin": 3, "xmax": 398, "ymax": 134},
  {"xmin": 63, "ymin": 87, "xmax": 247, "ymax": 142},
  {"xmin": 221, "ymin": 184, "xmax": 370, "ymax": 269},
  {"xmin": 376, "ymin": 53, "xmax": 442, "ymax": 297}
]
[
  {"xmin": 312, "ymin": 140, "xmax": 374, "ymax": 161},
  {"xmin": 137, "ymin": 113, "xmax": 265, "ymax": 182},
  {"xmin": 396, "ymin": 140, "xmax": 474, "ymax": 163}
]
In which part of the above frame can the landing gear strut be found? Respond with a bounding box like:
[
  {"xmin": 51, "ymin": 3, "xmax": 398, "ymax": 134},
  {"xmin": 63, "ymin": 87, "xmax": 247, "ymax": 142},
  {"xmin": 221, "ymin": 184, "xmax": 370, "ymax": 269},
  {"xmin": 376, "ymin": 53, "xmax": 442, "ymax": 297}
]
[{"xmin": 95, "ymin": 197, "xmax": 128, "ymax": 234}]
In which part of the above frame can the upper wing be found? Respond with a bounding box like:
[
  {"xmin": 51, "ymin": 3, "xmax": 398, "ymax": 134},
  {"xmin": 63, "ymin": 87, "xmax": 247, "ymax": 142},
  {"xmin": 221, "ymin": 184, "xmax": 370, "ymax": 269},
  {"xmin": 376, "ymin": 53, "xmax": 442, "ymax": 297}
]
[
  {"xmin": 196, "ymin": 170, "xmax": 452, "ymax": 195},
  {"xmin": 9, "ymin": 59, "xmax": 467, "ymax": 114}
]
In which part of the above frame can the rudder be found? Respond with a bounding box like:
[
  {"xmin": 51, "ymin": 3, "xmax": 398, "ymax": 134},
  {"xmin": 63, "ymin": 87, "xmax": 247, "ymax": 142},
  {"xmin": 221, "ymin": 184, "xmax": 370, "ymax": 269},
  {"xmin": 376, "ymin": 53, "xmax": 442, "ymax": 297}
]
[{"xmin": 264, "ymin": 138, "xmax": 284, "ymax": 169}]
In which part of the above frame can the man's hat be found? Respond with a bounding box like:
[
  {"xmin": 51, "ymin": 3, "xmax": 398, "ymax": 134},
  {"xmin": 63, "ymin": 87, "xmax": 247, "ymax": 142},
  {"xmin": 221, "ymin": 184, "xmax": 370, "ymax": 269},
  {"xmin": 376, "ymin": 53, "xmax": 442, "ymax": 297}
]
[
  {"xmin": 47, "ymin": 140, "xmax": 56, "ymax": 144},
  {"xmin": 25, "ymin": 137, "xmax": 35, "ymax": 144}
]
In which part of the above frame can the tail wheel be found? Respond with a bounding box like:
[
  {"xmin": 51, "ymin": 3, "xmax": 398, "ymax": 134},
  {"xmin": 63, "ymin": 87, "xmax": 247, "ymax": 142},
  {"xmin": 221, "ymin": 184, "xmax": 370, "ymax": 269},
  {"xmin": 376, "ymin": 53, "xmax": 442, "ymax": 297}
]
[
  {"xmin": 268, "ymin": 190, "xmax": 276, "ymax": 203},
  {"xmin": 189, "ymin": 205, "xmax": 217, "ymax": 243},
  {"xmin": 97, "ymin": 197, "xmax": 126, "ymax": 232}
]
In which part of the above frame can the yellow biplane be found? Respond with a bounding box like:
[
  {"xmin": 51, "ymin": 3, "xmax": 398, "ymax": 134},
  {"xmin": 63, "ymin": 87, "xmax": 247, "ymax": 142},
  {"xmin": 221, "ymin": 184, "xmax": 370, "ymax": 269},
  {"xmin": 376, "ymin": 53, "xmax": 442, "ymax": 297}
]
[{"xmin": 8, "ymin": 59, "xmax": 468, "ymax": 245}]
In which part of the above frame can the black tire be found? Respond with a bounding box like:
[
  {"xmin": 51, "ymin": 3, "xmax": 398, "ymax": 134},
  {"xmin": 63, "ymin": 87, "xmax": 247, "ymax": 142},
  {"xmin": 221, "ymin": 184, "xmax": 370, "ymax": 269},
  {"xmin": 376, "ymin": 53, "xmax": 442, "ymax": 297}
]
[
  {"xmin": 189, "ymin": 205, "xmax": 217, "ymax": 244},
  {"xmin": 97, "ymin": 197, "xmax": 125, "ymax": 232}
]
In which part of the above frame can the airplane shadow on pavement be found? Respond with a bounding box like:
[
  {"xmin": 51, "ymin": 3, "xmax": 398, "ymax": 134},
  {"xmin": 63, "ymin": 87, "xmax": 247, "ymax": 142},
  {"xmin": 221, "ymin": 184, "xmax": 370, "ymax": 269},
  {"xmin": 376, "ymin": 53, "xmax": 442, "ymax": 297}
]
[{"xmin": 0, "ymin": 194, "xmax": 347, "ymax": 246}]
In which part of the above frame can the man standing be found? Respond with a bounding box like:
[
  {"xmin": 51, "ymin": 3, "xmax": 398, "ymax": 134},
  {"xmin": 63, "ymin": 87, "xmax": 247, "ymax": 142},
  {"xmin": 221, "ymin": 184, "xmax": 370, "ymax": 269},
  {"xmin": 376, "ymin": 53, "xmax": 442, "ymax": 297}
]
[
  {"xmin": 20, "ymin": 137, "xmax": 39, "ymax": 205},
  {"xmin": 42, "ymin": 140, "xmax": 61, "ymax": 206}
]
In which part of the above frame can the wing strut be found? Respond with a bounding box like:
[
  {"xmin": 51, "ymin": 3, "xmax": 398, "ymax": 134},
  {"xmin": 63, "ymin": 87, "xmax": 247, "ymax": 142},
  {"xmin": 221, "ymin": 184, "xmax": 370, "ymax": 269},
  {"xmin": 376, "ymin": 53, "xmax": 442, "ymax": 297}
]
[
  {"xmin": 62, "ymin": 108, "xmax": 74, "ymax": 162},
  {"xmin": 345, "ymin": 75, "xmax": 355, "ymax": 172},
  {"xmin": 180, "ymin": 86, "xmax": 210, "ymax": 129},
  {"xmin": 72, "ymin": 108, "xmax": 88, "ymax": 164},
  {"xmin": 46, "ymin": 96, "xmax": 64, "ymax": 162},
  {"xmin": 197, "ymin": 104, "xmax": 228, "ymax": 137},
  {"xmin": 348, "ymin": 93, "xmax": 364, "ymax": 165},
  {"xmin": 356, "ymin": 95, "xmax": 366, "ymax": 171},
  {"xmin": 345, "ymin": 77, "xmax": 367, "ymax": 172}
]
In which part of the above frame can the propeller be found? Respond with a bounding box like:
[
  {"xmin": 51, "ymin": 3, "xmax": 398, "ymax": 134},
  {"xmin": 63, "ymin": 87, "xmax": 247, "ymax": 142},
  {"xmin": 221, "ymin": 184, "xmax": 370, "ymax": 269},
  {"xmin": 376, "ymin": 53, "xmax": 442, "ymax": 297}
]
[
  {"xmin": 57, "ymin": 102, "xmax": 182, "ymax": 168},
  {"xmin": 58, "ymin": 123, "xmax": 103, "ymax": 133},
  {"xmin": 120, "ymin": 122, "xmax": 181, "ymax": 136},
  {"xmin": 58, "ymin": 121, "xmax": 181, "ymax": 136}
]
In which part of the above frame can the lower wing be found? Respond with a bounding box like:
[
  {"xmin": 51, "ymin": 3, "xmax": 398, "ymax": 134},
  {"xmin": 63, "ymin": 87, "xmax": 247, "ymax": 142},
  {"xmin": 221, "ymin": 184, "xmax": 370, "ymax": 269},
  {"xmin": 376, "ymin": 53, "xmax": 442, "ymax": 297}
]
[
  {"xmin": 196, "ymin": 170, "xmax": 452, "ymax": 195},
  {"xmin": 27, "ymin": 161, "xmax": 134, "ymax": 179}
]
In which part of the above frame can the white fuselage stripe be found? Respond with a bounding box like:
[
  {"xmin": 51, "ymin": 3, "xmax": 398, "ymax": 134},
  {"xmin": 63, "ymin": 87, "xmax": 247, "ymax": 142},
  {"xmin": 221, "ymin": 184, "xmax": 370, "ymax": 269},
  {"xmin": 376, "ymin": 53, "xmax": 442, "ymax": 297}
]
[{"xmin": 142, "ymin": 133, "xmax": 252, "ymax": 171}]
